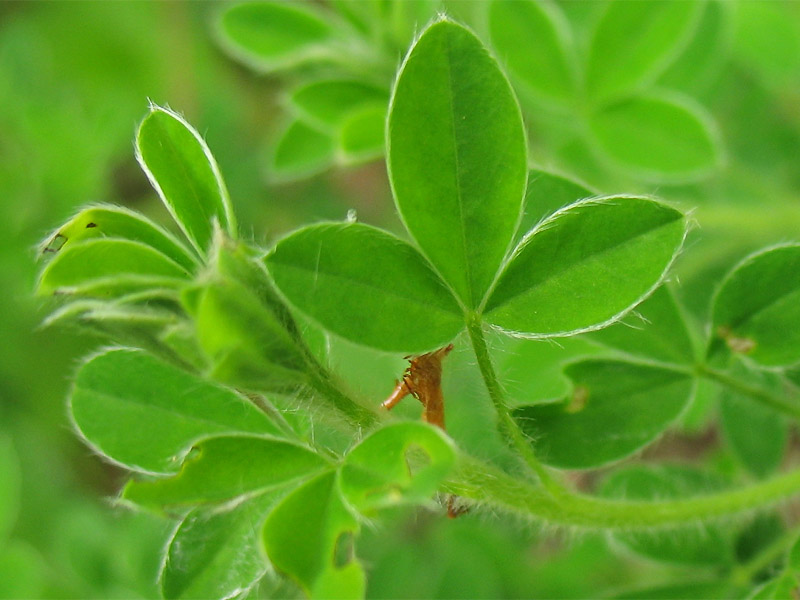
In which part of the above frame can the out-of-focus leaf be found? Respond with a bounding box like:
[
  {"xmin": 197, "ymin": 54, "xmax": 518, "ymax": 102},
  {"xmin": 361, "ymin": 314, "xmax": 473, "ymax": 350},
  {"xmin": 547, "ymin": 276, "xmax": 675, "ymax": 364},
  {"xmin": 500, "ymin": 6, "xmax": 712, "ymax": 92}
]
[
  {"xmin": 338, "ymin": 105, "xmax": 385, "ymax": 164},
  {"xmin": 265, "ymin": 222, "xmax": 463, "ymax": 352},
  {"xmin": 388, "ymin": 19, "xmax": 527, "ymax": 308},
  {"xmin": 513, "ymin": 359, "xmax": 693, "ymax": 468},
  {"xmin": 0, "ymin": 541, "xmax": 46, "ymax": 600},
  {"xmin": 613, "ymin": 580, "xmax": 736, "ymax": 600},
  {"xmin": 0, "ymin": 436, "xmax": 19, "ymax": 542},
  {"xmin": 70, "ymin": 348, "xmax": 279, "ymax": 474},
  {"xmin": 485, "ymin": 196, "xmax": 685, "ymax": 336},
  {"xmin": 136, "ymin": 106, "xmax": 236, "ymax": 254},
  {"xmin": 271, "ymin": 119, "xmax": 334, "ymax": 181},
  {"xmin": 290, "ymin": 80, "xmax": 387, "ymax": 130}
]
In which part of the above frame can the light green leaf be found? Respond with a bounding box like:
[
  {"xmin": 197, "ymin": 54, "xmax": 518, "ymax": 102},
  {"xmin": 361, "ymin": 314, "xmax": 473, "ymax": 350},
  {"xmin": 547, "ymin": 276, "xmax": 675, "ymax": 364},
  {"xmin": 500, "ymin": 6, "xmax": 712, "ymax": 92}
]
[
  {"xmin": 488, "ymin": 0, "xmax": 576, "ymax": 104},
  {"xmin": 586, "ymin": 1, "xmax": 704, "ymax": 102},
  {"xmin": 40, "ymin": 204, "xmax": 198, "ymax": 271},
  {"xmin": 387, "ymin": 18, "xmax": 527, "ymax": 308},
  {"xmin": 513, "ymin": 359, "xmax": 693, "ymax": 468},
  {"xmin": 218, "ymin": 1, "xmax": 334, "ymax": 72},
  {"xmin": 36, "ymin": 238, "xmax": 191, "ymax": 297},
  {"xmin": 601, "ymin": 465, "xmax": 734, "ymax": 566},
  {"xmin": 136, "ymin": 105, "xmax": 236, "ymax": 255},
  {"xmin": 338, "ymin": 105, "xmax": 385, "ymax": 164},
  {"xmin": 485, "ymin": 196, "xmax": 685, "ymax": 336},
  {"xmin": 588, "ymin": 92, "xmax": 721, "ymax": 182},
  {"xmin": 160, "ymin": 492, "xmax": 280, "ymax": 600},
  {"xmin": 265, "ymin": 222, "xmax": 463, "ymax": 352},
  {"xmin": 123, "ymin": 435, "xmax": 327, "ymax": 508},
  {"xmin": 0, "ymin": 436, "xmax": 19, "ymax": 542},
  {"xmin": 0, "ymin": 541, "xmax": 46, "ymax": 600},
  {"xmin": 584, "ymin": 285, "xmax": 696, "ymax": 365},
  {"xmin": 340, "ymin": 422, "xmax": 455, "ymax": 514},
  {"xmin": 70, "ymin": 348, "xmax": 280, "ymax": 474},
  {"xmin": 290, "ymin": 80, "xmax": 387, "ymax": 130},
  {"xmin": 262, "ymin": 471, "xmax": 364, "ymax": 599},
  {"xmin": 710, "ymin": 244, "xmax": 800, "ymax": 367},
  {"xmin": 271, "ymin": 119, "xmax": 334, "ymax": 181}
]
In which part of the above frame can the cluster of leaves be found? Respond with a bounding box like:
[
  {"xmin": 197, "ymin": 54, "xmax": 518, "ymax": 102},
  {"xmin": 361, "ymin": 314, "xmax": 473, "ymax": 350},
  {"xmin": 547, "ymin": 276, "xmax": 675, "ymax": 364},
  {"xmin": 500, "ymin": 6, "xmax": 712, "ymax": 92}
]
[
  {"xmin": 35, "ymin": 14, "xmax": 800, "ymax": 600},
  {"xmin": 216, "ymin": 0, "xmax": 723, "ymax": 184}
]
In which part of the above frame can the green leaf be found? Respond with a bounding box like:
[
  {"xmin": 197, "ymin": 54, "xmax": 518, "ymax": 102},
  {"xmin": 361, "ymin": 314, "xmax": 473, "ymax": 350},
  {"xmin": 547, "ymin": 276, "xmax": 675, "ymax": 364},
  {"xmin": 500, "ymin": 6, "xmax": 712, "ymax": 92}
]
[
  {"xmin": 515, "ymin": 168, "xmax": 594, "ymax": 244},
  {"xmin": 265, "ymin": 222, "xmax": 463, "ymax": 352},
  {"xmin": 0, "ymin": 542, "xmax": 46, "ymax": 600},
  {"xmin": 339, "ymin": 422, "xmax": 455, "ymax": 514},
  {"xmin": 218, "ymin": 1, "xmax": 334, "ymax": 72},
  {"xmin": 485, "ymin": 196, "xmax": 685, "ymax": 336},
  {"xmin": 601, "ymin": 465, "xmax": 734, "ymax": 566},
  {"xmin": 613, "ymin": 580, "xmax": 735, "ymax": 600},
  {"xmin": 750, "ymin": 573, "xmax": 800, "ymax": 600},
  {"xmin": 290, "ymin": 80, "xmax": 387, "ymax": 130},
  {"xmin": 338, "ymin": 106, "xmax": 385, "ymax": 164},
  {"xmin": 36, "ymin": 238, "xmax": 191, "ymax": 297},
  {"xmin": 488, "ymin": 0, "xmax": 576, "ymax": 104},
  {"xmin": 0, "ymin": 436, "xmax": 19, "ymax": 542},
  {"xmin": 588, "ymin": 92, "xmax": 721, "ymax": 182},
  {"xmin": 123, "ymin": 435, "xmax": 327, "ymax": 508},
  {"xmin": 585, "ymin": 1, "xmax": 704, "ymax": 102},
  {"xmin": 160, "ymin": 492, "xmax": 280, "ymax": 600},
  {"xmin": 271, "ymin": 119, "xmax": 334, "ymax": 181},
  {"xmin": 136, "ymin": 105, "xmax": 236, "ymax": 255},
  {"xmin": 513, "ymin": 359, "xmax": 693, "ymax": 468},
  {"xmin": 584, "ymin": 285, "xmax": 696, "ymax": 365},
  {"xmin": 40, "ymin": 204, "xmax": 198, "ymax": 272},
  {"xmin": 387, "ymin": 18, "xmax": 527, "ymax": 308},
  {"xmin": 262, "ymin": 471, "xmax": 364, "ymax": 599},
  {"xmin": 70, "ymin": 348, "xmax": 280, "ymax": 474},
  {"xmin": 720, "ymin": 362, "xmax": 788, "ymax": 478},
  {"xmin": 710, "ymin": 244, "xmax": 800, "ymax": 367}
]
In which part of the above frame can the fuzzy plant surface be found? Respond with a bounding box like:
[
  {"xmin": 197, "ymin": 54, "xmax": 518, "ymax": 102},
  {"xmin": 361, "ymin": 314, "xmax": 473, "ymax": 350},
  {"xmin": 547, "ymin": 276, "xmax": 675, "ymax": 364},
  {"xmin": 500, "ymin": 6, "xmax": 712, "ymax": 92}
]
[{"xmin": 35, "ymin": 16, "xmax": 800, "ymax": 600}]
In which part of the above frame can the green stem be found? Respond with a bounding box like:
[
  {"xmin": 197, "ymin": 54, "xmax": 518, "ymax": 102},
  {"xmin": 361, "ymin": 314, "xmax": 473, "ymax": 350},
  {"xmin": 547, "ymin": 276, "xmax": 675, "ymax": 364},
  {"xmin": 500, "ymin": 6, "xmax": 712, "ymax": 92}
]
[
  {"xmin": 465, "ymin": 314, "xmax": 564, "ymax": 496},
  {"xmin": 306, "ymin": 365, "xmax": 382, "ymax": 430},
  {"xmin": 697, "ymin": 364, "xmax": 800, "ymax": 420}
]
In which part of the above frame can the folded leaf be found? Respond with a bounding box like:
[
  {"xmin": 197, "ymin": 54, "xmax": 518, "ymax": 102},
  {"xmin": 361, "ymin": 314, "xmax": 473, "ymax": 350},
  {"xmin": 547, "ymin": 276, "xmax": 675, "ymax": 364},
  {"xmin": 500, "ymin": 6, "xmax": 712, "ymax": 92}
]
[{"xmin": 388, "ymin": 18, "xmax": 527, "ymax": 308}]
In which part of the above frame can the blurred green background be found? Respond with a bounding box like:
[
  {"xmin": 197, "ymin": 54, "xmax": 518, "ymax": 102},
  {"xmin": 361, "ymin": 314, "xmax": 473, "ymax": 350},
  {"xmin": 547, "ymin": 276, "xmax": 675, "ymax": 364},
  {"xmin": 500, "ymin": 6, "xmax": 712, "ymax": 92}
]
[{"xmin": 1, "ymin": 1, "xmax": 800, "ymax": 598}]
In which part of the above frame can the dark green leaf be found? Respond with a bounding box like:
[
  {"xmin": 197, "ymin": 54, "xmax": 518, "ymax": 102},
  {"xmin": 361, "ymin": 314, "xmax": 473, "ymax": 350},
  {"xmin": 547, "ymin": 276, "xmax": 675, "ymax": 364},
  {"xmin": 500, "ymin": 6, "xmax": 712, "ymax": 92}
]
[
  {"xmin": 339, "ymin": 422, "xmax": 455, "ymax": 513},
  {"xmin": 290, "ymin": 80, "xmax": 387, "ymax": 130},
  {"xmin": 588, "ymin": 93, "xmax": 721, "ymax": 181},
  {"xmin": 513, "ymin": 359, "xmax": 693, "ymax": 468},
  {"xmin": 136, "ymin": 106, "xmax": 236, "ymax": 254},
  {"xmin": 388, "ymin": 19, "xmax": 527, "ymax": 308},
  {"xmin": 262, "ymin": 471, "xmax": 364, "ymax": 599},
  {"xmin": 70, "ymin": 348, "xmax": 279, "ymax": 474},
  {"xmin": 265, "ymin": 222, "xmax": 463, "ymax": 352},
  {"xmin": 338, "ymin": 105, "xmax": 385, "ymax": 164},
  {"xmin": 123, "ymin": 435, "xmax": 328, "ymax": 508},
  {"xmin": 586, "ymin": 1, "xmax": 704, "ymax": 102},
  {"xmin": 271, "ymin": 119, "xmax": 334, "ymax": 181},
  {"xmin": 485, "ymin": 196, "xmax": 685, "ymax": 336},
  {"xmin": 710, "ymin": 244, "xmax": 800, "ymax": 367}
]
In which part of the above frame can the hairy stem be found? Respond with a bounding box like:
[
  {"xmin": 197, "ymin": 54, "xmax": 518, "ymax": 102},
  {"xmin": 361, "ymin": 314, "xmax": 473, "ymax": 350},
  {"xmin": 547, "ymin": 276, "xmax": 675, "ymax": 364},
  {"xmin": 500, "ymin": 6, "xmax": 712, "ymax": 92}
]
[
  {"xmin": 697, "ymin": 364, "xmax": 800, "ymax": 420},
  {"xmin": 465, "ymin": 314, "xmax": 564, "ymax": 495}
]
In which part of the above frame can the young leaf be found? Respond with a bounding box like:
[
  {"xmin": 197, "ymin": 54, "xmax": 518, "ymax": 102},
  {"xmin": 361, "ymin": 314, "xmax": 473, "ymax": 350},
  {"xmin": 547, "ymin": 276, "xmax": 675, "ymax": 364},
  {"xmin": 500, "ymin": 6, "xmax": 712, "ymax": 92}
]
[
  {"xmin": 39, "ymin": 205, "xmax": 198, "ymax": 272},
  {"xmin": 485, "ymin": 196, "xmax": 685, "ymax": 337},
  {"xmin": 338, "ymin": 105, "xmax": 385, "ymax": 164},
  {"xmin": 588, "ymin": 92, "xmax": 721, "ymax": 181},
  {"xmin": 218, "ymin": 2, "xmax": 334, "ymax": 72},
  {"xmin": 585, "ymin": 1, "xmax": 704, "ymax": 102},
  {"xmin": 339, "ymin": 422, "xmax": 455, "ymax": 514},
  {"xmin": 271, "ymin": 119, "xmax": 335, "ymax": 181},
  {"xmin": 290, "ymin": 80, "xmax": 387, "ymax": 130},
  {"xmin": 387, "ymin": 18, "xmax": 527, "ymax": 308},
  {"xmin": 136, "ymin": 105, "xmax": 236, "ymax": 255},
  {"xmin": 513, "ymin": 359, "xmax": 694, "ymax": 469},
  {"xmin": 37, "ymin": 238, "xmax": 191, "ymax": 297},
  {"xmin": 710, "ymin": 244, "xmax": 800, "ymax": 367},
  {"xmin": 70, "ymin": 348, "xmax": 280, "ymax": 474},
  {"xmin": 584, "ymin": 285, "xmax": 696, "ymax": 365},
  {"xmin": 601, "ymin": 465, "xmax": 734, "ymax": 567},
  {"xmin": 265, "ymin": 222, "xmax": 463, "ymax": 352},
  {"xmin": 262, "ymin": 471, "xmax": 364, "ymax": 599},
  {"xmin": 123, "ymin": 435, "xmax": 328, "ymax": 508},
  {"xmin": 160, "ymin": 492, "xmax": 280, "ymax": 600},
  {"xmin": 488, "ymin": 0, "xmax": 576, "ymax": 104}
]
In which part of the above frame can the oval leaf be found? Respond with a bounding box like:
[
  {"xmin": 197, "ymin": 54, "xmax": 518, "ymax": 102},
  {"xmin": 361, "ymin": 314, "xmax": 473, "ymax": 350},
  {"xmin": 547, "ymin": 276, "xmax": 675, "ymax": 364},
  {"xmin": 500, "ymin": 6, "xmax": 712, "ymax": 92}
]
[
  {"xmin": 512, "ymin": 359, "xmax": 694, "ymax": 468},
  {"xmin": 586, "ymin": 1, "xmax": 704, "ymax": 102},
  {"xmin": 588, "ymin": 92, "xmax": 721, "ymax": 182},
  {"xmin": 387, "ymin": 19, "xmax": 527, "ymax": 308},
  {"xmin": 265, "ymin": 222, "xmax": 463, "ymax": 352},
  {"xmin": 338, "ymin": 105, "xmax": 385, "ymax": 164},
  {"xmin": 271, "ymin": 119, "xmax": 334, "ymax": 182},
  {"xmin": 710, "ymin": 244, "xmax": 800, "ymax": 367},
  {"xmin": 136, "ymin": 105, "xmax": 236, "ymax": 255},
  {"xmin": 485, "ymin": 196, "xmax": 685, "ymax": 337},
  {"xmin": 70, "ymin": 348, "xmax": 280, "ymax": 474},
  {"xmin": 340, "ymin": 422, "xmax": 455, "ymax": 513},
  {"xmin": 290, "ymin": 80, "xmax": 388, "ymax": 130}
]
